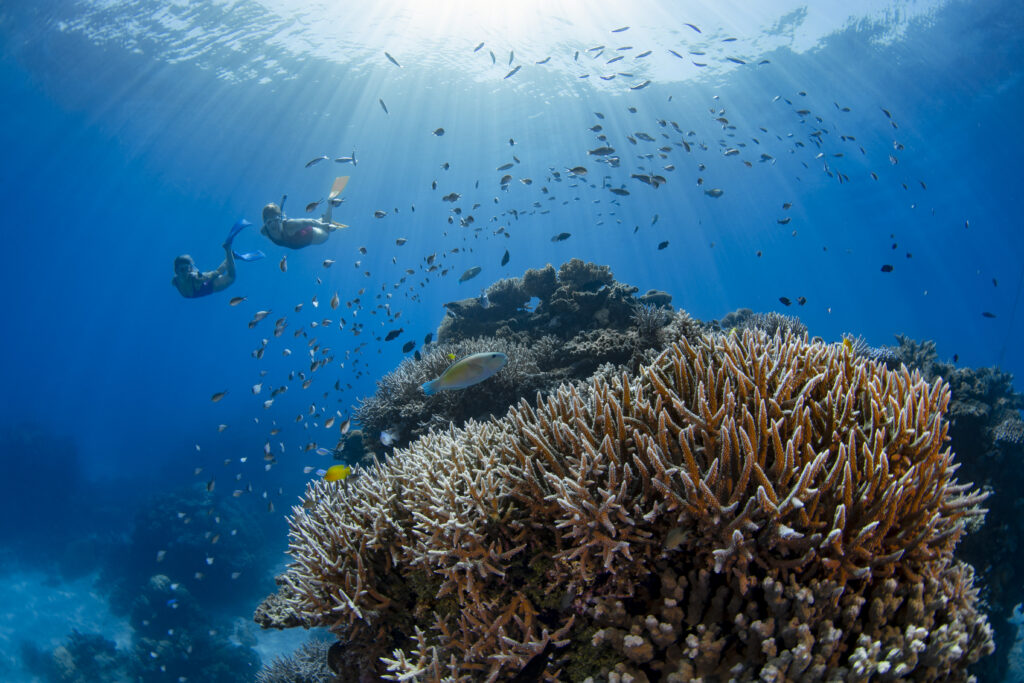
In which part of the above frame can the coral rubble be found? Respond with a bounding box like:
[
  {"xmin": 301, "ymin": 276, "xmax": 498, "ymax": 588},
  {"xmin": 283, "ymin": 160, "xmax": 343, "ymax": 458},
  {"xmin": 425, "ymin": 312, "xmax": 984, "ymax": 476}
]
[{"xmin": 257, "ymin": 329, "xmax": 992, "ymax": 681}]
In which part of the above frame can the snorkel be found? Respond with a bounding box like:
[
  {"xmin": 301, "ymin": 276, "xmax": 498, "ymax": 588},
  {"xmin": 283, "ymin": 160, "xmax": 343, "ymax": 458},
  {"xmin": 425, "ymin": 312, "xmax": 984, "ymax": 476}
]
[
  {"xmin": 262, "ymin": 203, "xmax": 284, "ymax": 233},
  {"xmin": 174, "ymin": 254, "xmax": 199, "ymax": 277}
]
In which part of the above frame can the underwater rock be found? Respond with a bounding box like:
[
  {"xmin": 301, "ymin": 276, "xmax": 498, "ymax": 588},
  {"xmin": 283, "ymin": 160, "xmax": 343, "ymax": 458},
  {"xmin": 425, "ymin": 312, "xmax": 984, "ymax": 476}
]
[{"xmin": 258, "ymin": 329, "xmax": 992, "ymax": 681}]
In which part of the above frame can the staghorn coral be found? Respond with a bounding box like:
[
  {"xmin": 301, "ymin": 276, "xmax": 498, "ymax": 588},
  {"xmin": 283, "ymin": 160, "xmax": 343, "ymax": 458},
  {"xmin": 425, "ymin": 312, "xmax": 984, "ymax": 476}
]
[
  {"xmin": 994, "ymin": 414, "xmax": 1024, "ymax": 445},
  {"xmin": 353, "ymin": 336, "xmax": 551, "ymax": 452},
  {"xmin": 890, "ymin": 334, "xmax": 1024, "ymax": 681},
  {"xmin": 257, "ymin": 329, "xmax": 991, "ymax": 681},
  {"xmin": 721, "ymin": 307, "xmax": 808, "ymax": 338},
  {"xmin": 842, "ymin": 334, "xmax": 901, "ymax": 369},
  {"xmin": 630, "ymin": 303, "xmax": 670, "ymax": 347},
  {"xmin": 255, "ymin": 639, "xmax": 334, "ymax": 683}
]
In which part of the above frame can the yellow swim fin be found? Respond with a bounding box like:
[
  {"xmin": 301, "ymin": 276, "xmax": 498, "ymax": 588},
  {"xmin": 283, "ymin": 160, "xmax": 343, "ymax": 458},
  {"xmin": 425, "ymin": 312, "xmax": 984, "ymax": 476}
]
[{"xmin": 328, "ymin": 176, "xmax": 349, "ymax": 200}]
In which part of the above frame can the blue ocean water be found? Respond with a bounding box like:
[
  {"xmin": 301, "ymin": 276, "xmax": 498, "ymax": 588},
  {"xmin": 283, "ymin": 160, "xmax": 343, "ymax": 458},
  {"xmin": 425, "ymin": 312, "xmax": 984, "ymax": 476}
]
[{"xmin": 1, "ymin": 0, "xmax": 1022, "ymax": 681}]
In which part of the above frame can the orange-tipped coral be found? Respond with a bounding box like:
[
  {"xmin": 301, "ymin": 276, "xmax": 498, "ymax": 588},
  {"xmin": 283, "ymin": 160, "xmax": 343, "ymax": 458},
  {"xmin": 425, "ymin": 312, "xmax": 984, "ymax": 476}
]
[{"xmin": 256, "ymin": 329, "xmax": 992, "ymax": 682}]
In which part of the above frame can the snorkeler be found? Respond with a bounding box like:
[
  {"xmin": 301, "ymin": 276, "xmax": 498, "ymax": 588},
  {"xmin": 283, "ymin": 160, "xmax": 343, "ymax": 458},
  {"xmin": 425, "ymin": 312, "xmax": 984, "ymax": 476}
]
[
  {"xmin": 261, "ymin": 176, "xmax": 350, "ymax": 249},
  {"xmin": 172, "ymin": 246, "xmax": 236, "ymax": 298},
  {"xmin": 172, "ymin": 219, "xmax": 265, "ymax": 299}
]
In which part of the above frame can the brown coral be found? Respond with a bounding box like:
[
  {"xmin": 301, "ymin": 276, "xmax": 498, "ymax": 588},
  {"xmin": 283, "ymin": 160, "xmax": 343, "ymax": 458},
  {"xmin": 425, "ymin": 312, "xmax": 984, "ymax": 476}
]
[{"xmin": 258, "ymin": 329, "xmax": 991, "ymax": 681}]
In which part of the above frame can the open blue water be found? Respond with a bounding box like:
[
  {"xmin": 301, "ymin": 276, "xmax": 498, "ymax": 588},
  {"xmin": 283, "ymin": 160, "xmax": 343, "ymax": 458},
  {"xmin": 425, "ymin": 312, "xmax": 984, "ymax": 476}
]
[{"xmin": 1, "ymin": 1, "xmax": 1022, "ymax": 681}]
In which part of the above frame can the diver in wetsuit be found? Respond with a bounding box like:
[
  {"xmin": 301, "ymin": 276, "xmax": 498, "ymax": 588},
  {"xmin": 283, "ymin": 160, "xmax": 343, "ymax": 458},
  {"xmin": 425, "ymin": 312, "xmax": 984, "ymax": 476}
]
[{"xmin": 171, "ymin": 219, "xmax": 263, "ymax": 299}]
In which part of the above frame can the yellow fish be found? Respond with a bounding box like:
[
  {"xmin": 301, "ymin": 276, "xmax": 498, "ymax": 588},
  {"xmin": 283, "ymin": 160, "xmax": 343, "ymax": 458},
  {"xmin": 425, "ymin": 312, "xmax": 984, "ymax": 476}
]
[
  {"xmin": 422, "ymin": 352, "xmax": 508, "ymax": 395},
  {"xmin": 447, "ymin": 353, "xmax": 456, "ymax": 360},
  {"xmin": 323, "ymin": 464, "xmax": 351, "ymax": 482},
  {"xmin": 843, "ymin": 338, "xmax": 853, "ymax": 353}
]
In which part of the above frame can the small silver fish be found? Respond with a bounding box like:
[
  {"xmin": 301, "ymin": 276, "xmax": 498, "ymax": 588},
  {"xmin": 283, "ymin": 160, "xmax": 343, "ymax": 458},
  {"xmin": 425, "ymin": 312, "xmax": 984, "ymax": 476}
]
[{"xmin": 380, "ymin": 428, "xmax": 399, "ymax": 446}]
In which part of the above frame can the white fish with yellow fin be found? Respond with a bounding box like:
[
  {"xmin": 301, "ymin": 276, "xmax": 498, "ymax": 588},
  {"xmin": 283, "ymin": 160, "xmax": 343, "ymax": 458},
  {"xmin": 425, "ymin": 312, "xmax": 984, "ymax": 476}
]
[{"xmin": 422, "ymin": 352, "xmax": 507, "ymax": 395}]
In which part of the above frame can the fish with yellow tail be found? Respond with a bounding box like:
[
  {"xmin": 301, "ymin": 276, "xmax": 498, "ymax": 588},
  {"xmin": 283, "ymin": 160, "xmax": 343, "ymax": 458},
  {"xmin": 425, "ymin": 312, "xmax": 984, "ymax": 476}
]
[{"xmin": 421, "ymin": 352, "xmax": 508, "ymax": 395}]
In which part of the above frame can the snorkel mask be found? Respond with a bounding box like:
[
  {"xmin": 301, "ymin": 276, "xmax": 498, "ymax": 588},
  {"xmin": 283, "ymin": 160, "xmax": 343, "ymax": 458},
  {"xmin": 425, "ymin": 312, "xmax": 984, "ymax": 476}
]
[
  {"xmin": 174, "ymin": 255, "xmax": 198, "ymax": 276},
  {"xmin": 262, "ymin": 203, "xmax": 283, "ymax": 227}
]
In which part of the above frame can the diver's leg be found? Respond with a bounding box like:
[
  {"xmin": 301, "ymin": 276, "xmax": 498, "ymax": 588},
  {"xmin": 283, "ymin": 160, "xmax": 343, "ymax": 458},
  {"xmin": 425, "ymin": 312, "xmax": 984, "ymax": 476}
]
[{"xmin": 212, "ymin": 246, "xmax": 237, "ymax": 292}]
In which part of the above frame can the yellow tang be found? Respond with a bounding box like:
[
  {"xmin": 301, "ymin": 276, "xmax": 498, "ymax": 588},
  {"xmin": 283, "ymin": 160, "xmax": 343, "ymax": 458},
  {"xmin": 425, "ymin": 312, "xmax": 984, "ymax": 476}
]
[{"xmin": 323, "ymin": 464, "xmax": 351, "ymax": 482}]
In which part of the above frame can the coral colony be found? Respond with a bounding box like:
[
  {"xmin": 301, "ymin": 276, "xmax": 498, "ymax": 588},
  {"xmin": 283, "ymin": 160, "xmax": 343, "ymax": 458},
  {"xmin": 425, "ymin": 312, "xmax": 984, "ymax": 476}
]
[{"xmin": 256, "ymin": 265, "xmax": 995, "ymax": 681}]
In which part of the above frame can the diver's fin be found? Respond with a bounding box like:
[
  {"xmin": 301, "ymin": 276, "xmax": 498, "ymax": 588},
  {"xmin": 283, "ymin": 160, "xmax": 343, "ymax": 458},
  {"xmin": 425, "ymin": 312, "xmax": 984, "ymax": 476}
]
[
  {"xmin": 225, "ymin": 218, "xmax": 252, "ymax": 245},
  {"xmin": 233, "ymin": 249, "xmax": 266, "ymax": 262},
  {"xmin": 328, "ymin": 176, "xmax": 350, "ymax": 200}
]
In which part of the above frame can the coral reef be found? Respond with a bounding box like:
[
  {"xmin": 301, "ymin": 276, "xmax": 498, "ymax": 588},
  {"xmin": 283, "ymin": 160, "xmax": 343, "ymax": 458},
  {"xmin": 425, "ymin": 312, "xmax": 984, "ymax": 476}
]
[
  {"xmin": 355, "ymin": 261, "xmax": 685, "ymax": 453},
  {"xmin": 255, "ymin": 639, "xmax": 334, "ymax": 683},
  {"xmin": 720, "ymin": 307, "xmax": 808, "ymax": 338},
  {"xmin": 21, "ymin": 630, "xmax": 126, "ymax": 683},
  {"xmin": 103, "ymin": 485, "xmax": 268, "ymax": 612},
  {"xmin": 354, "ymin": 336, "xmax": 551, "ymax": 453},
  {"xmin": 125, "ymin": 574, "xmax": 259, "ymax": 682},
  {"xmin": 437, "ymin": 259, "xmax": 669, "ymax": 344},
  {"xmin": 630, "ymin": 303, "xmax": 670, "ymax": 348},
  {"xmin": 842, "ymin": 334, "xmax": 901, "ymax": 369},
  {"xmin": 891, "ymin": 334, "xmax": 1024, "ymax": 682},
  {"xmin": 257, "ymin": 329, "xmax": 992, "ymax": 681}
]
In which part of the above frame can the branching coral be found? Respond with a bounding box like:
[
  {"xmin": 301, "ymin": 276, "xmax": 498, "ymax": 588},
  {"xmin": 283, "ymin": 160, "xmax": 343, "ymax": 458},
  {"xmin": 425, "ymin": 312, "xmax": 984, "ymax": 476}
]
[
  {"xmin": 259, "ymin": 330, "xmax": 992, "ymax": 681},
  {"xmin": 630, "ymin": 303, "xmax": 670, "ymax": 347},
  {"xmin": 889, "ymin": 334, "xmax": 1024, "ymax": 681},
  {"xmin": 353, "ymin": 336, "xmax": 550, "ymax": 452},
  {"xmin": 255, "ymin": 639, "xmax": 333, "ymax": 683},
  {"xmin": 842, "ymin": 333, "xmax": 900, "ymax": 368},
  {"xmin": 721, "ymin": 308, "xmax": 808, "ymax": 338}
]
